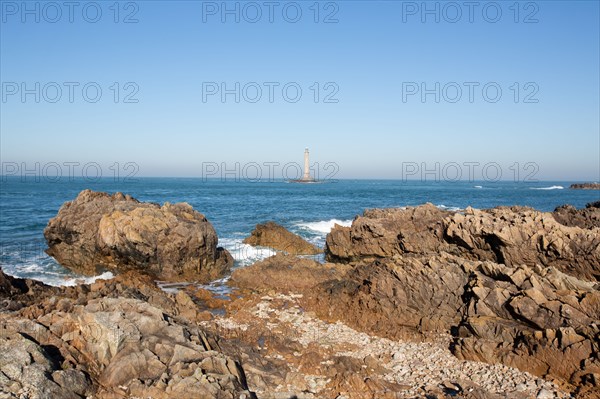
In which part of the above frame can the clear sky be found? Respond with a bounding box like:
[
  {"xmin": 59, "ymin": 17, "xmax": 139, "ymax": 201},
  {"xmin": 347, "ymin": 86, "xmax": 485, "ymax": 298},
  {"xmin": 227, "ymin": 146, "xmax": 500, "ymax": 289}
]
[{"xmin": 1, "ymin": 0, "xmax": 599, "ymax": 181}]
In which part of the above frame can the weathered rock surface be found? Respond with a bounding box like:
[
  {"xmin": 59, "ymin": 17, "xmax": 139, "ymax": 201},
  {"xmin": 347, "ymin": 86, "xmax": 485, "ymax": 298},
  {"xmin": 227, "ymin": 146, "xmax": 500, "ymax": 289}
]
[
  {"xmin": 306, "ymin": 253, "xmax": 473, "ymax": 340},
  {"xmin": 570, "ymin": 183, "xmax": 600, "ymax": 190},
  {"xmin": 44, "ymin": 189, "xmax": 233, "ymax": 282},
  {"xmin": 0, "ymin": 268, "xmax": 255, "ymax": 399},
  {"xmin": 207, "ymin": 292, "xmax": 566, "ymax": 399},
  {"xmin": 553, "ymin": 201, "xmax": 600, "ymax": 229},
  {"xmin": 320, "ymin": 204, "xmax": 600, "ymax": 396},
  {"xmin": 445, "ymin": 206, "xmax": 600, "ymax": 281},
  {"xmin": 325, "ymin": 204, "xmax": 452, "ymax": 263},
  {"xmin": 327, "ymin": 204, "xmax": 600, "ymax": 281},
  {"xmin": 243, "ymin": 221, "xmax": 322, "ymax": 255},
  {"xmin": 453, "ymin": 261, "xmax": 600, "ymax": 395},
  {"xmin": 230, "ymin": 253, "xmax": 348, "ymax": 293}
]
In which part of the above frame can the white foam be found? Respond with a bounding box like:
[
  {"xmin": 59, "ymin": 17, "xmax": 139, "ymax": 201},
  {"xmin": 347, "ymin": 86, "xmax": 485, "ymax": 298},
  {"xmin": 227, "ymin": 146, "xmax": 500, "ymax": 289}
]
[
  {"xmin": 530, "ymin": 186, "xmax": 564, "ymax": 190},
  {"xmin": 474, "ymin": 185, "xmax": 483, "ymax": 189},
  {"xmin": 54, "ymin": 271, "xmax": 115, "ymax": 287},
  {"xmin": 436, "ymin": 204, "xmax": 463, "ymax": 212},
  {"xmin": 296, "ymin": 219, "xmax": 353, "ymax": 234},
  {"xmin": 219, "ymin": 238, "xmax": 276, "ymax": 267}
]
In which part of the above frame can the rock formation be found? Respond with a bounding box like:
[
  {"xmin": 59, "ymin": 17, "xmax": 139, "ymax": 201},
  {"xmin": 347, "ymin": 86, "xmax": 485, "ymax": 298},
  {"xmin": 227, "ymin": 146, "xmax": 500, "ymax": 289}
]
[
  {"xmin": 326, "ymin": 204, "xmax": 600, "ymax": 281},
  {"xmin": 325, "ymin": 204, "xmax": 452, "ymax": 263},
  {"xmin": 318, "ymin": 204, "xmax": 600, "ymax": 395},
  {"xmin": 243, "ymin": 221, "xmax": 321, "ymax": 255},
  {"xmin": 570, "ymin": 183, "xmax": 600, "ymax": 190},
  {"xmin": 44, "ymin": 189, "xmax": 233, "ymax": 282},
  {"xmin": 553, "ymin": 201, "xmax": 600, "ymax": 229},
  {"xmin": 0, "ymin": 268, "xmax": 255, "ymax": 399},
  {"xmin": 230, "ymin": 253, "xmax": 348, "ymax": 292}
]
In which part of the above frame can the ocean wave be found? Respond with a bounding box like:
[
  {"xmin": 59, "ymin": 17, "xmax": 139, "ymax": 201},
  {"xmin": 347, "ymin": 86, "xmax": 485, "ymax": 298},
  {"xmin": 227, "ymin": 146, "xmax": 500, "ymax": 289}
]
[
  {"xmin": 474, "ymin": 185, "xmax": 483, "ymax": 189},
  {"xmin": 436, "ymin": 204, "xmax": 463, "ymax": 212},
  {"xmin": 219, "ymin": 238, "xmax": 276, "ymax": 267},
  {"xmin": 530, "ymin": 186, "xmax": 564, "ymax": 190},
  {"xmin": 296, "ymin": 219, "xmax": 353, "ymax": 234},
  {"xmin": 58, "ymin": 272, "xmax": 115, "ymax": 287}
]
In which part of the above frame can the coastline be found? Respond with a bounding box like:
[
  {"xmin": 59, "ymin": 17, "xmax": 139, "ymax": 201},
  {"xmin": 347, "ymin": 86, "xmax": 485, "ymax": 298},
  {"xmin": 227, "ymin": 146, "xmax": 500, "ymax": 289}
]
[{"xmin": 1, "ymin": 191, "xmax": 599, "ymax": 398}]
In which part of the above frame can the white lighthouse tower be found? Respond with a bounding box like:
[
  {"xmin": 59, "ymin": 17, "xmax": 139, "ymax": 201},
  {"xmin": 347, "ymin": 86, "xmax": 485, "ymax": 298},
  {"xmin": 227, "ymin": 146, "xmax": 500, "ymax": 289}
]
[
  {"xmin": 302, "ymin": 148, "xmax": 311, "ymax": 181},
  {"xmin": 290, "ymin": 148, "xmax": 316, "ymax": 183}
]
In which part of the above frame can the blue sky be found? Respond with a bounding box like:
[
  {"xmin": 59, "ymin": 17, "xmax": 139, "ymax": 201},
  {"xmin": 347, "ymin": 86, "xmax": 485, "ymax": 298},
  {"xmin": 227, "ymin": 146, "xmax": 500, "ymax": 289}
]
[{"xmin": 1, "ymin": 0, "xmax": 599, "ymax": 180}]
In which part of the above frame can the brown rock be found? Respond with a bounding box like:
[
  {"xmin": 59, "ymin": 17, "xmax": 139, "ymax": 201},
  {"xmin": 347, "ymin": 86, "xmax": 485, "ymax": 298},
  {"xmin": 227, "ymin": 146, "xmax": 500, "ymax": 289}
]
[
  {"xmin": 230, "ymin": 253, "xmax": 348, "ymax": 293},
  {"xmin": 553, "ymin": 203, "xmax": 600, "ymax": 229},
  {"xmin": 305, "ymin": 253, "xmax": 474, "ymax": 340},
  {"xmin": 444, "ymin": 206, "xmax": 600, "ymax": 281},
  {"xmin": 243, "ymin": 221, "xmax": 321, "ymax": 255},
  {"xmin": 570, "ymin": 183, "xmax": 600, "ymax": 190},
  {"xmin": 44, "ymin": 189, "xmax": 233, "ymax": 283},
  {"xmin": 454, "ymin": 261, "xmax": 600, "ymax": 390},
  {"xmin": 325, "ymin": 204, "xmax": 452, "ymax": 263}
]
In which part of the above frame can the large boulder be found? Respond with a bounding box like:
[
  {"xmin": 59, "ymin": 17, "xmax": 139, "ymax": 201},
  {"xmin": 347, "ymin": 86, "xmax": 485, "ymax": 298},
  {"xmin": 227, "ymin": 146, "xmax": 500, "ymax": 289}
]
[
  {"xmin": 243, "ymin": 221, "xmax": 321, "ymax": 255},
  {"xmin": 44, "ymin": 190, "xmax": 233, "ymax": 283},
  {"xmin": 325, "ymin": 204, "xmax": 452, "ymax": 263}
]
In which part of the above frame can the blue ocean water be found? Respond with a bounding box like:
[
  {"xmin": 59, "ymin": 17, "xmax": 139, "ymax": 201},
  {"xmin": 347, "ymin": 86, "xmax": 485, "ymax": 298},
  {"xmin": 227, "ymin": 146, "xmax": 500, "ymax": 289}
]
[{"xmin": 1, "ymin": 177, "xmax": 598, "ymax": 286}]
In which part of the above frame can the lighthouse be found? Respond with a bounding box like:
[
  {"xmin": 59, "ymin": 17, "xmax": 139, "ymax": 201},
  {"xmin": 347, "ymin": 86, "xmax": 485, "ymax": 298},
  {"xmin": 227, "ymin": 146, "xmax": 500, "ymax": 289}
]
[
  {"xmin": 302, "ymin": 148, "xmax": 311, "ymax": 180},
  {"xmin": 290, "ymin": 148, "xmax": 317, "ymax": 183}
]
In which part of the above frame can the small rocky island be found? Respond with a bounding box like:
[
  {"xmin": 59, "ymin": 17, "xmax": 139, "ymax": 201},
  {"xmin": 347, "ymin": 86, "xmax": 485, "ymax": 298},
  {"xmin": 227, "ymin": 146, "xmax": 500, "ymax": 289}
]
[
  {"xmin": 1, "ymin": 190, "xmax": 599, "ymax": 398},
  {"xmin": 570, "ymin": 183, "xmax": 600, "ymax": 190}
]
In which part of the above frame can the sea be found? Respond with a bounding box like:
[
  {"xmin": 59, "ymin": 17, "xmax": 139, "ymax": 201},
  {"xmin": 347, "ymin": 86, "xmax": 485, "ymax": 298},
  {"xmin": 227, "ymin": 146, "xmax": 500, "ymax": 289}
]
[{"xmin": 1, "ymin": 177, "xmax": 598, "ymax": 289}]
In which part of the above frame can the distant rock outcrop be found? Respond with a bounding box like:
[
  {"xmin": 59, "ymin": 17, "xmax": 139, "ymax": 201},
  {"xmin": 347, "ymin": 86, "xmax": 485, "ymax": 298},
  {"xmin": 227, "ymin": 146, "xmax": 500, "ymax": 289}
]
[
  {"xmin": 570, "ymin": 183, "xmax": 600, "ymax": 190},
  {"xmin": 44, "ymin": 190, "xmax": 233, "ymax": 282},
  {"xmin": 243, "ymin": 221, "xmax": 321, "ymax": 255}
]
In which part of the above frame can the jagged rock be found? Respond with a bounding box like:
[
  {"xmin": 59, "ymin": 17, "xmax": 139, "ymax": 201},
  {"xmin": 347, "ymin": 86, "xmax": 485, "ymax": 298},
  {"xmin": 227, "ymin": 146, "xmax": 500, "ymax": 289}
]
[
  {"xmin": 0, "ymin": 269, "xmax": 256, "ymax": 399},
  {"xmin": 230, "ymin": 253, "xmax": 348, "ymax": 293},
  {"xmin": 243, "ymin": 221, "xmax": 321, "ymax": 255},
  {"xmin": 327, "ymin": 204, "xmax": 600, "ymax": 281},
  {"xmin": 445, "ymin": 206, "xmax": 600, "ymax": 281},
  {"xmin": 44, "ymin": 189, "xmax": 233, "ymax": 283},
  {"xmin": 453, "ymin": 261, "xmax": 600, "ymax": 392},
  {"xmin": 325, "ymin": 204, "xmax": 452, "ymax": 263},
  {"xmin": 553, "ymin": 203, "xmax": 600, "ymax": 229},
  {"xmin": 305, "ymin": 253, "xmax": 475, "ymax": 340},
  {"xmin": 0, "ymin": 321, "xmax": 92, "ymax": 399}
]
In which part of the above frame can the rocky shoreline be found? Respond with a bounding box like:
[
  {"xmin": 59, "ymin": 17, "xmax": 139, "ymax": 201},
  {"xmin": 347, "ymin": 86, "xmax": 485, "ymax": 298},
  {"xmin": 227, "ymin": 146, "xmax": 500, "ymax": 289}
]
[{"xmin": 1, "ymin": 191, "xmax": 599, "ymax": 398}]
